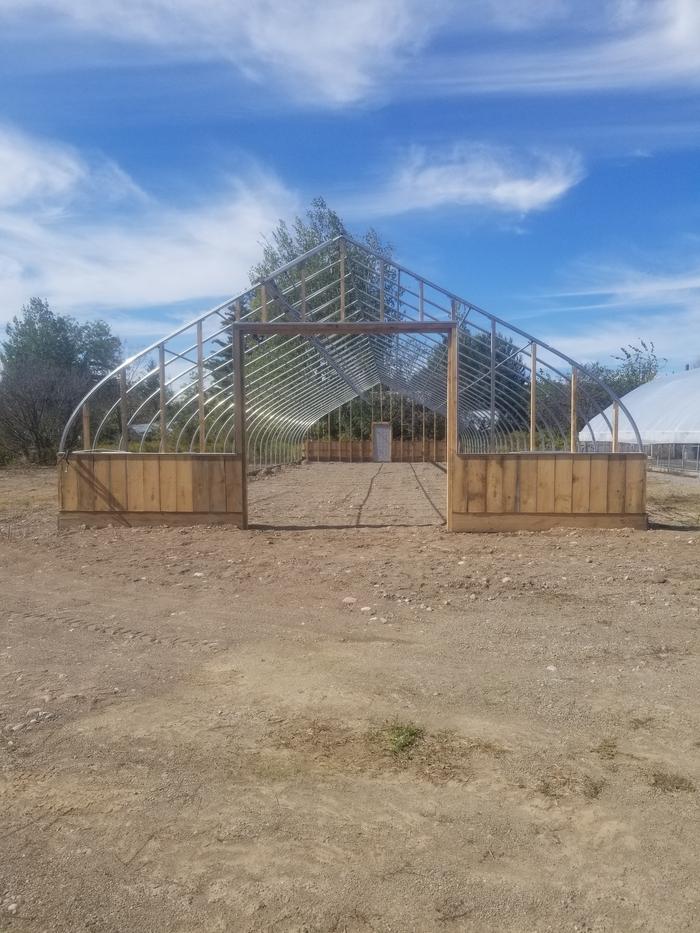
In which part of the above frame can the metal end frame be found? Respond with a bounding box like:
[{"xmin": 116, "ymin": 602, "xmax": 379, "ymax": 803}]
[{"xmin": 60, "ymin": 235, "xmax": 644, "ymax": 465}]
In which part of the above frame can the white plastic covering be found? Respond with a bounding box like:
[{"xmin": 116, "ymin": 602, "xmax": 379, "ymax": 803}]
[{"xmin": 581, "ymin": 368, "xmax": 700, "ymax": 445}]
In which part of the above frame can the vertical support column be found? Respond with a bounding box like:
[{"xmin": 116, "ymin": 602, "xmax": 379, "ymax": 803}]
[
  {"xmin": 411, "ymin": 398, "xmax": 415, "ymax": 460},
  {"xmin": 118, "ymin": 370, "xmax": 128, "ymax": 451},
  {"xmin": 400, "ymin": 396, "xmax": 404, "ymax": 462},
  {"xmin": 300, "ymin": 264, "xmax": 306, "ymax": 320},
  {"xmin": 359, "ymin": 400, "xmax": 363, "ymax": 462},
  {"xmin": 197, "ymin": 321, "xmax": 206, "ymax": 452},
  {"xmin": 433, "ymin": 410, "xmax": 437, "ymax": 462},
  {"xmin": 570, "ymin": 368, "xmax": 578, "ymax": 453},
  {"xmin": 612, "ymin": 401, "xmax": 619, "ymax": 453},
  {"xmin": 446, "ymin": 325, "xmax": 458, "ymax": 530},
  {"xmin": 259, "ymin": 283, "xmax": 268, "ymax": 322},
  {"xmin": 419, "ymin": 280, "xmax": 424, "ymax": 322},
  {"xmin": 489, "ymin": 318, "xmax": 496, "ymax": 453},
  {"xmin": 339, "ymin": 240, "xmax": 346, "ymax": 321},
  {"xmin": 349, "ymin": 399, "xmax": 353, "ymax": 463},
  {"xmin": 232, "ymin": 323, "xmax": 248, "ymax": 529},
  {"xmin": 379, "ymin": 261, "xmax": 385, "ymax": 321},
  {"xmin": 422, "ymin": 404, "xmax": 426, "ymax": 462},
  {"xmin": 159, "ymin": 344, "xmax": 167, "ymax": 452},
  {"xmin": 81, "ymin": 403, "xmax": 91, "ymax": 450},
  {"xmin": 529, "ymin": 342, "xmax": 537, "ymax": 452}
]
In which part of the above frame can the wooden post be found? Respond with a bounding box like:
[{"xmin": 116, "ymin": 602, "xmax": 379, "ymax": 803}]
[
  {"xmin": 570, "ymin": 368, "xmax": 577, "ymax": 453},
  {"xmin": 197, "ymin": 321, "xmax": 206, "ymax": 452},
  {"xmin": 259, "ymin": 283, "xmax": 268, "ymax": 322},
  {"xmin": 446, "ymin": 326, "xmax": 458, "ymax": 530},
  {"xmin": 232, "ymin": 324, "xmax": 248, "ymax": 529},
  {"xmin": 300, "ymin": 264, "xmax": 306, "ymax": 320},
  {"xmin": 359, "ymin": 400, "xmax": 363, "ymax": 462},
  {"xmin": 379, "ymin": 261, "xmax": 385, "ymax": 320},
  {"xmin": 612, "ymin": 401, "xmax": 619, "ymax": 453},
  {"xmin": 81, "ymin": 403, "xmax": 91, "ymax": 450},
  {"xmin": 411, "ymin": 398, "xmax": 415, "ymax": 461},
  {"xmin": 339, "ymin": 240, "xmax": 346, "ymax": 321},
  {"xmin": 349, "ymin": 399, "xmax": 353, "ymax": 463},
  {"xmin": 489, "ymin": 318, "xmax": 496, "ymax": 453},
  {"xmin": 422, "ymin": 404, "xmax": 426, "ymax": 462},
  {"xmin": 400, "ymin": 396, "xmax": 404, "ymax": 462},
  {"xmin": 529, "ymin": 343, "xmax": 537, "ymax": 451},
  {"xmin": 118, "ymin": 370, "xmax": 129, "ymax": 451},
  {"xmin": 433, "ymin": 410, "xmax": 437, "ymax": 462},
  {"xmin": 159, "ymin": 344, "xmax": 167, "ymax": 452}
]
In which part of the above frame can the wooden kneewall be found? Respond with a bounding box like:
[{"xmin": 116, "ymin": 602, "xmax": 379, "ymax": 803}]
[
  {"xmin": 450, "ymin": 512, "xmax": 648, "ymax": 532},
  {"xmin": 305, "ymin": 438, "xmax": 447, "ymax": 463},
  {"xmin": 58, "ymin": 452, "xmax": 246, "ymax": 529},
  {"xmin": 449, "ymin": 452, "xmax": 648, "ymax": 533},
  {"xmin": 58, "ymin": 511, "xmax": 244, "ymax": 529}
]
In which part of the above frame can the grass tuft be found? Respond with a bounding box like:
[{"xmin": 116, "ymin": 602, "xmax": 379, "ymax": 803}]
[
  {"xmin": 385, "ymin": 721, "xmax": 424, "ymax": 755},
  {"xmin": 650, "ymin": 770, "xmax": 695, "ymax": 793}
]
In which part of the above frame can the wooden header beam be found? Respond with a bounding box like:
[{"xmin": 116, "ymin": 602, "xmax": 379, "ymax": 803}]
[{"xmin": 232, "ymin": 321, "xmax": 456, "ymax": 337}]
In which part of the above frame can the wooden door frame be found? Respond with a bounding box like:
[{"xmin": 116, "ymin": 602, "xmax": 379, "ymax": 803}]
[{"xmin": 232, "ymin": 320, "xmax": 458, "ymax": 530}]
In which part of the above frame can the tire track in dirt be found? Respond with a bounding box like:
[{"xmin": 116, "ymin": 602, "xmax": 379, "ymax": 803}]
[{"xmin": 16, "ymin": 609, "xmax": 219, "ymax": 652}]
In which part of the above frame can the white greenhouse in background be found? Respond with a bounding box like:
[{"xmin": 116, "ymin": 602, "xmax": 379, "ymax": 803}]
[{"xmin": 582, "ymin": 368, "xmax": 700, "ymax": 474}]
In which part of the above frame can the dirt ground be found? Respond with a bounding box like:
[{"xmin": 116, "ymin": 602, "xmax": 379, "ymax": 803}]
[{"xmin": 1, "ymin": 462, "xmax": 699, "ymax": 933}]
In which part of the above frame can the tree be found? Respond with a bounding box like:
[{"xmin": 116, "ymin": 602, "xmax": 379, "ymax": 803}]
[
  {"xmin": 249, "ymin": 197, "xmax": 391, "ymax": 281},
  {"xmin": 608, "ymin": 341, "xmax": 662, "ymax": 395},
  {"xmin": 0, "ymin": 298, "xmax": 122, "ymax": 463},
  {"xmin": 205, "ymin": 199, "xmax": 395, "ymax": 459},
  {"xmin": 577, "ymin": 340, "xmax": 663, "ymax": 421}
]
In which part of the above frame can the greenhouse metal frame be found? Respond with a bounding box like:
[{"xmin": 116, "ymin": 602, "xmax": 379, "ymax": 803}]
[
  {"xmin": 57, "ymin": 235, "xmax": 649, "ymax": 532},
  {"xmin": 60, "ymin": 234, "xmax": 644, "ymax": 463}
]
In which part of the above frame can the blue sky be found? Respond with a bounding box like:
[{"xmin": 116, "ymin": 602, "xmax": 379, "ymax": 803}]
[{"xmin": 1, "ymin": 0, "xmax": 699, "ymax": 367}]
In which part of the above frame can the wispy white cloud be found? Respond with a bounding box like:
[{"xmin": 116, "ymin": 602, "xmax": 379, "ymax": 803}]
[
  {"xmin": 0, "ymin": 126, "xmax": 299, "ymax": 340},
  {"xmin": 537, "ymin": 252, "xmax": 700, "ymax": 364},
  {"xmin": 553, "ymin": 266, "xmax": 700, "ymax": 310},
  {"xmin": 1, "ymin": 0, "xmax": 698, "ymax": 105},
  {"xmin": 0, "ymin": 125, "xmax": 145, "ymax": 213},
  {"xmin": 416, "ymin": 0, "xmax": 700, "ymax": 97},
  {"xmin": 347, "ymin": 144, "xmax": 584, "ymax": 217},
  {"xmin": 0, "ymin": 0, "xmax": 449, "ymax": 105}
]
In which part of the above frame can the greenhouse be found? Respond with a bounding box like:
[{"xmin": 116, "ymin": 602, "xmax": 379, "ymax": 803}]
[
  {"xmin": 582, "ymin": 367, "xmax": 700, "ymax": 475},
  {"xmin": 57, "ymin": 235, "xmax": 648, "ymax": 531}
]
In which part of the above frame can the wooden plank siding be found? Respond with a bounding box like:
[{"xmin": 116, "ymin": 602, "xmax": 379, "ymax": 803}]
[
  {"xmin": 450, "ymin": 453, "xmax": 647, "ymax": 531},
  {"xmin": 304, "ymin": 438, "xmax": 447, "ymax": 462},
  {"xmin": 58, "ymin": 452, "xmax": 245, "ymax": 528}
]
